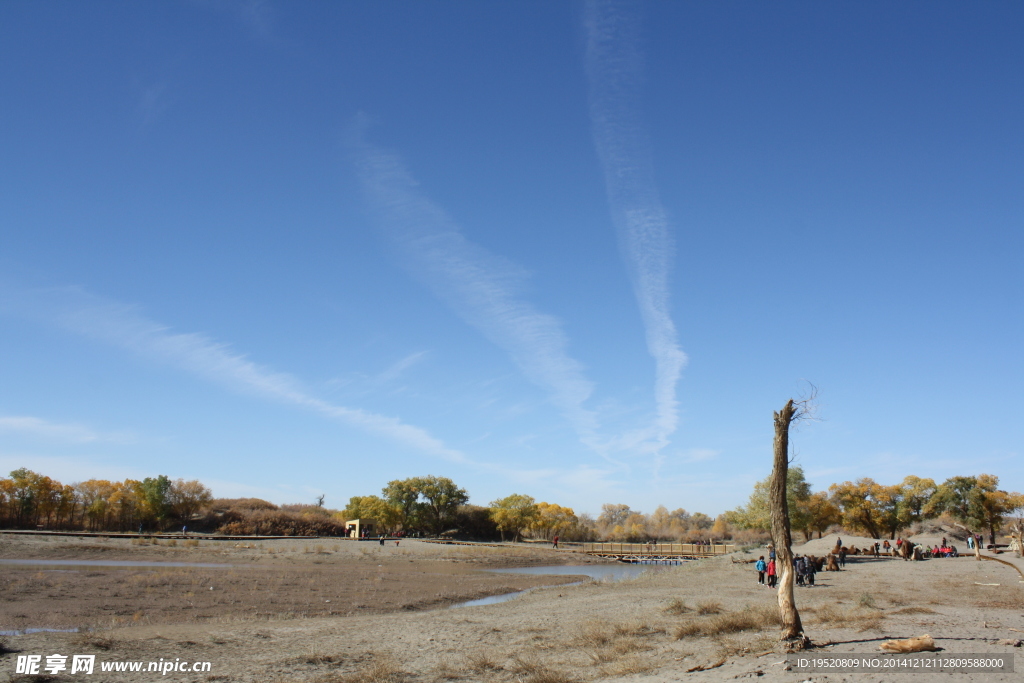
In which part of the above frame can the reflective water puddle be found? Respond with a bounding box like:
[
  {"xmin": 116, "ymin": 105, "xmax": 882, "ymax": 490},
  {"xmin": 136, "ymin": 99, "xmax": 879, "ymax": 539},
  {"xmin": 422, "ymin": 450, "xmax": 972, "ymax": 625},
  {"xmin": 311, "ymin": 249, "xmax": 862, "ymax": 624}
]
[{"xmin": 451, "ymin": 563, "xmax": 679, "ymax": 608}]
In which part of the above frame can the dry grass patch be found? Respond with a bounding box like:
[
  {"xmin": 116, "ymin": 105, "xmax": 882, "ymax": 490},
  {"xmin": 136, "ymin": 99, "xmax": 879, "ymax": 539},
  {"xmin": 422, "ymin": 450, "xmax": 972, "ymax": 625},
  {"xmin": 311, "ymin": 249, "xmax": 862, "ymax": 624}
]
[
  {"xmin": 891, "ymin": 606, "xmax": 938, "ymax": 615},
  {"xmin": 663, "ymin": 597, "xmax": 690, "ymax": 614},
  {"xmin": 811, "ymin": 604, "xmax": 885, "ymax": 631},
  {"xmin": 575, "ymin": 620, "xmax": 612, "ymax": 647},
  {"xmin": 696, "ymin": 600, "xmax": 723, "ymax": 615},
  {"xmin": 464, "ymin": 653, "xmax": 501, "ymax": 673},
  {"xmin": 320, "ymin": 654, "xmax": 406, "ymax": 683},
  {"xmin": 674, "ymin": 603, "xmax": 780, "ymax": 639},
  {"xmin": 977, "ymin": 586, "xmax": 1024, "ymax": 609},
  {"xmin": 431, "ymin": 661, "xmax": 463, "ymax": 681},
  {"xmin": 600, "ymin": 656, "xmax": 655, "ymax": 677},
  {"xmin": 612, "ymin": 620, "xmax": 663, "ymax": 637},
  {"xmin": 510, "ymin": 656, "xmax": 578, "ymax": 683},
  {"xmin": 572, "ymin": 619, "xmax": 661, "ymax": 669}
]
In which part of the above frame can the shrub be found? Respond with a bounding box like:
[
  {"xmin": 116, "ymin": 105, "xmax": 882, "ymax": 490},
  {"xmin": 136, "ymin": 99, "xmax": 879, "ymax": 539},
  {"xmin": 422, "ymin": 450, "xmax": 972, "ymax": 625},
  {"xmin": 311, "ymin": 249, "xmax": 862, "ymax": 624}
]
[{"xmin": 217, "ymin": 509, "xmax": 347, "ymax": 536}]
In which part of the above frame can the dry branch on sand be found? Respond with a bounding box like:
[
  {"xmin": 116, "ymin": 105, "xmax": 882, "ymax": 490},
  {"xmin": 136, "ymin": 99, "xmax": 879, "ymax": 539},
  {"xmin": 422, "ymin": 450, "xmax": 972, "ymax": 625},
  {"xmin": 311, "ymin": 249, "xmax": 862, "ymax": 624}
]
[{"xmin": 879, "ymin": 634, "xmax": 939, "ymax": 653}]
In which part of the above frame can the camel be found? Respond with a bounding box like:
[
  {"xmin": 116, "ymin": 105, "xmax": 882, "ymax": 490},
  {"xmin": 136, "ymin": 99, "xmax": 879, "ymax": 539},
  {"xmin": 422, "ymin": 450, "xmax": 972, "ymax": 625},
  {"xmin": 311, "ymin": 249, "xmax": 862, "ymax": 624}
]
[
  {"xmin": 899, "ymin": 540, "xmax": 915, "ymax": 561},
  {"xmin": 825, "ymin": 554, "xmax": 839, "ymax": 571},
  {"xmin": 1009, "ymin": 518, "xmax": 1023, "ymax": 558}
]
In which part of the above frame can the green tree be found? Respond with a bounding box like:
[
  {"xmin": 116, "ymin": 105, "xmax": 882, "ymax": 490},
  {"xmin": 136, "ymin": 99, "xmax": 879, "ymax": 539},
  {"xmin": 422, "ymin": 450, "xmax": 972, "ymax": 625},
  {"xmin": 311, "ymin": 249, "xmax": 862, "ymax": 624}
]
[
  {"xmin": 896, "ymin": 475, "xmax": 937, "ymax": 530},
  {"xmin": 928, "ymin": 474, "xmax": 1023, "ymax": 544},
  {"xmin": 8, "ymin": 468, "xmax": 41, "ymax": 526},
  {"xmin": 489, "ymin": 494, "xmax": 539, "ymax": 542},
  {"xmin": 140, "ymin": 475, "xmax": 172, "ymax": 529},
  {"xmin": 416, "ymin": 475, "xmax": 469, "ymax": 535},
  {"xmin": 383, "ymin": 478, "xmax": 424, "ymax": 531},
  {"xmin": 727, "ymin": 466, "xmax": 812, "ymax": 535},
  {"xmin": 342, "ymin": 495, "xmax": 401, "ymax": 533}
]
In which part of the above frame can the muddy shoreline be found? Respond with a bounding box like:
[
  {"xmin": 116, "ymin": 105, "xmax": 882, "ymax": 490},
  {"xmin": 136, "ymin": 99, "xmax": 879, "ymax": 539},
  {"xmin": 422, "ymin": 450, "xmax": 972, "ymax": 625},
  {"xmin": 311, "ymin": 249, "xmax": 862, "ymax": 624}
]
[{"xmin": 0, "ymin": 535, "xmax": 606, "ymax": 633}]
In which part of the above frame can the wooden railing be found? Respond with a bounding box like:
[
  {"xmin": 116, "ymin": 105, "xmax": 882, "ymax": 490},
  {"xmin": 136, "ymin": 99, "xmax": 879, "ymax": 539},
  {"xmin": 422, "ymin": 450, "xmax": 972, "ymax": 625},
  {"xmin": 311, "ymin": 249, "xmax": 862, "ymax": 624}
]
[{"xmin": 567, "ymin": 542, "xmax": 734, "ymax": 556}]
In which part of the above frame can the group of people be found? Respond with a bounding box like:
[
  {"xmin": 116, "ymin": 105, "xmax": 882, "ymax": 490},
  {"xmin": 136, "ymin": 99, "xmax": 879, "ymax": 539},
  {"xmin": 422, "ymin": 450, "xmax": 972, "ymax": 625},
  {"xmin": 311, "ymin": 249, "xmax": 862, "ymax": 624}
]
[
  {"xmin": 754, "ymin": 550, "xmax": 817, "ymax": 588},
  {"xmin": 927, "ymin": 537, "xmax": 959, "ymax": 557}
]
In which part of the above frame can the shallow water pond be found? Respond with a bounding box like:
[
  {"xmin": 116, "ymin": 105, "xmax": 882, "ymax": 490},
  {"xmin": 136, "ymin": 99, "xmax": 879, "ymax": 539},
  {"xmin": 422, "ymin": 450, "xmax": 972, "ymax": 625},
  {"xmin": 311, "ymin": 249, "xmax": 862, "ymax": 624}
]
[{"xmin": 451, "ymin": 563, "xmax": 678, "ymax": 608}]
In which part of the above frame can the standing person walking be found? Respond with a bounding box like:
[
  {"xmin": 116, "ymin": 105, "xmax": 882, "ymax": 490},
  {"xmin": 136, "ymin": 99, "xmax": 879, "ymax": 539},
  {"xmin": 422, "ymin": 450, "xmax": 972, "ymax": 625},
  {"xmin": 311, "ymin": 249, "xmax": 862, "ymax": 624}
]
[
  {"xmin": 755, "ymin": 556, "xmax": 767, "ymax": 586},
  {"xmin": 767, "ymin": 557, "xmax": 777, "ymax": 588},
  {"xmin": 552, "ymin": 535, "xmax": 559, "ymax": 549}
]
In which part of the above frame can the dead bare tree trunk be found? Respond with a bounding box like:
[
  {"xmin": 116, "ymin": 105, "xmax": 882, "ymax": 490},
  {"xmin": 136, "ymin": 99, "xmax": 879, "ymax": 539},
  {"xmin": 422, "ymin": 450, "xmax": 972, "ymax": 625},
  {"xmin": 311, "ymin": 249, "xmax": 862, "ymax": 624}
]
[{"xmin": 770, "ymin": 399, "xmax": 805, "ymax": 642}]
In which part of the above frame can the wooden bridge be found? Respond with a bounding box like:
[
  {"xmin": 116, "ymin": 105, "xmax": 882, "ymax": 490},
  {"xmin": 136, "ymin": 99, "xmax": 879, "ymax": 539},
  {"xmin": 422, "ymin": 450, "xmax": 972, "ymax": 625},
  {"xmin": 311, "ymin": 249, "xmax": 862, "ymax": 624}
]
[{"xmin": 567, "ymin": 542, "xmax": 734, "ymax": 562}]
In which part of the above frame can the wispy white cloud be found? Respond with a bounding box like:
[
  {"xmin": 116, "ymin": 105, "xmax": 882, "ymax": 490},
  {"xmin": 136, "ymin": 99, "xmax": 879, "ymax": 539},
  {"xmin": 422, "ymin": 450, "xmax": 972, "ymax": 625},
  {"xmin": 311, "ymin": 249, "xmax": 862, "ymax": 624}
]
[
  {"xmin": 351, "ymin": 131, "xmax": 611, "ymax": 460},
  {"xmin": 4, "ymin": 286, "xmax": 467, "ymax": 464},
  {"xmin": 585, "ymin": 0, "xmax": 687, "ymax": 454},
  {"xmin": 376, "ymin": 350, "xmax": 428, "ymax": 384},
  {"xmin": 0, "ymin": 416, "xmax": 134, "ymax": 445}
]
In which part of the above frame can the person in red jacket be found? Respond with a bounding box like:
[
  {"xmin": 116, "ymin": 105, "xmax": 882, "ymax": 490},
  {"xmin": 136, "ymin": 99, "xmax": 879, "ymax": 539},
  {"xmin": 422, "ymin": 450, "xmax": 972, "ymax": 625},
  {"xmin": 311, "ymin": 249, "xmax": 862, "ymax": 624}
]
[{"xmin": 766, "ymin": 558, "xmax": 777, "ymax": 588}]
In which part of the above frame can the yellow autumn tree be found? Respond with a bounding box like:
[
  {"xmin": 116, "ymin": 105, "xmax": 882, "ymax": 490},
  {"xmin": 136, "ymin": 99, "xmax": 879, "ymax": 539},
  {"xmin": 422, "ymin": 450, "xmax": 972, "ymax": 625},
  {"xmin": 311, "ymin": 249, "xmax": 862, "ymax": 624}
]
[
  {"xmin": 489, "ymin": 494, "xmax": 539, "ymax": 542},
  {"xmin": 530, "ymin": 502, "xmax": 578, "ymax": 540}
]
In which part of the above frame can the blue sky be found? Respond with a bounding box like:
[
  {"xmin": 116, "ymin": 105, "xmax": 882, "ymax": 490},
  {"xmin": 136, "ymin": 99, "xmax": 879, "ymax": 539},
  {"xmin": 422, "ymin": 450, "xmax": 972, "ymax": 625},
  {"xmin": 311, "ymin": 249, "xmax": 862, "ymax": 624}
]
[{"xmin": 1, "ymin": 1, "xmax": 1021, "ymax": 516}]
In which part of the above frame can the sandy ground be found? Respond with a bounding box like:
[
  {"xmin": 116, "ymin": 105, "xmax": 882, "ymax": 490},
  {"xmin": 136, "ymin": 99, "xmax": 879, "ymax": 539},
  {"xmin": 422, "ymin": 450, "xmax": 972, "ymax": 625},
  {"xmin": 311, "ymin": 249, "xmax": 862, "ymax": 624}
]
[{"xmin": 2, "ymin": 533, "xmax": 1022, "ymax": 682}]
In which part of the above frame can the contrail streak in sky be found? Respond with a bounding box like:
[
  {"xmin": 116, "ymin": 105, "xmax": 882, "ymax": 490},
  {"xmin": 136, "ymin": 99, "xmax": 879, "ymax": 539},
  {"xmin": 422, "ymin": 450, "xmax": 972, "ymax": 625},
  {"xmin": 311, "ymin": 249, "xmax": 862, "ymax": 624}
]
[{"xmin": 585, "ymin": 0, "xmax": 687, "ymax": 454}]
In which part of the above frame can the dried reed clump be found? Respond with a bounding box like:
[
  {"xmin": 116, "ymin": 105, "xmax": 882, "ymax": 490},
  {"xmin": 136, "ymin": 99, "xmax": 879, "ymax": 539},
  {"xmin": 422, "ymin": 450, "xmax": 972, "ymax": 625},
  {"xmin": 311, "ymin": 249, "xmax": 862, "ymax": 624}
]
[
  {"xmin": 575, "ymin": 621, "xmax": 612, "ymax": 647},
  {"xmin": 612, "ymin": 620, "xmax": 662, "ymax": 637},
  {"xmin": 663, "ymin": 597, "xmax": 690, "ymax": 615},
  {"xmin": 319, "ymin": 653, "xmax": 405, "ymax": 683},
  {"xmin": 696, "ymin": 600, "xmax": 723, "ymax": 615},
  {"xmin": 464, "ymin": 653, "xmax": 501, "ymax": 673},
  {"xmin": 509, "ymin": 657, "xmax": 578, "ymax": 683},
  {"xmin": 674, "ymin": 603, "xmax": 781, "ymax": 639},
  {"xmin": 890, "ymin": 606, "xmax": 938, "ymax": 615},
  {"xmin": 600, "ymin": 656, "xmax": 654, "ymax": 676},
  {"xmin": 431, "ymin": 660, "xmax": 463, "ymax": 681}
]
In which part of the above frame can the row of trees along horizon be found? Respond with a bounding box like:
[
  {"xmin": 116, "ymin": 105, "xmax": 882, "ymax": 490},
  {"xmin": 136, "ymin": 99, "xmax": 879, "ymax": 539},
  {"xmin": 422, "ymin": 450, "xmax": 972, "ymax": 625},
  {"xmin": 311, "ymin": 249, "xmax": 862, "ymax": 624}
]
[{"xmin": 1, "ymin": 468, "xmax": 1021, "ymax": 544}]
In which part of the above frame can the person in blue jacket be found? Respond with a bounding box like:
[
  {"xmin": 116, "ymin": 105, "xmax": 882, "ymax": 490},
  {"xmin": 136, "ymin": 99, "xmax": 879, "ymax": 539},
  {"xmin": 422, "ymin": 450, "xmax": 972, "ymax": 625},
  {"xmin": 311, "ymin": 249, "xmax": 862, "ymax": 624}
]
[{"xmin": 755, "ymin": 556, "xmax": 767, "ymax": 585}]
